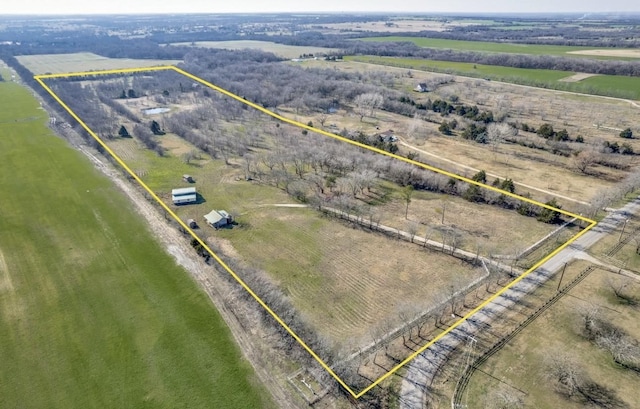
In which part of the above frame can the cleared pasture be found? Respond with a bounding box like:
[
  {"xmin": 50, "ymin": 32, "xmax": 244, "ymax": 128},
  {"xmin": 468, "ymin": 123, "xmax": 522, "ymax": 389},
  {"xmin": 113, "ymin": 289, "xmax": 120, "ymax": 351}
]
[
  {"xmin": 62, "ymin": 72, "xmax": 566, "ymax": 354},
  {"xmin": 0, "ymin": 79, "xmax": 272, "ymax": 408},
  {"xmin": 105, "ymin": 131, "xmax": 485, "ymax": 352},
  {"xmin": 16, "ymin": 52, "xmax": 181, "ymax": 75},
  {"xmin": 170, "ymin": 40, "xmax": 338, "ymax": 59},
  {"xmin": 463, "ymin": 267, "xmax": 640, "ymax": 409}
]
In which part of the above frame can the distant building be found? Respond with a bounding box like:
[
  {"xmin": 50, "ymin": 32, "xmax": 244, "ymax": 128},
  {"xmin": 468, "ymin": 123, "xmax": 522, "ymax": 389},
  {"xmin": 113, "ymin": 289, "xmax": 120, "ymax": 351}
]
[
  {"xmin": 378, "ymin": 129, "xmax": 398, "ymax": 143},
  {"xmin": 413, "ymin": 83, "xmax": 429, "ymax": 93},
  {"xmin": 172, "ymin": 187, "xmax": 197, "ymax": 205},
  {"xmin": 204, "ymin": 210, "xmax": 233, "ymax": 229}
]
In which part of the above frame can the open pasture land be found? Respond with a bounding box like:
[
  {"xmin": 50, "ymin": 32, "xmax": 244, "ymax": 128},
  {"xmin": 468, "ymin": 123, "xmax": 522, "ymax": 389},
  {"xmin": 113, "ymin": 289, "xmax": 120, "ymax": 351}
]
[
  {"xmin": 0, "ymin": 78, "xmax": 271, "ymax": 408},
  {"xmin": 317, "ymin": 18, "xmax": 501, "ymax": 33},
  {"xmin": 462, "ymin": 265, "xmax": 640, "ymax": 409},
  {"xmin": 568, "ymin": 48, "xmax": 640, "ymax": 58},
  {"xmin": 292, "ymin": 59, "xmax": 639, "ymax": 206},
  {"xmin": 345, "ymin": 55, "xmax": 640, "ymax": 99},
  {"xmin": 16, "ymin": 52, "xmax": 181, "ymax": 75},
  {"xmin": 59, "ymin": 72, "xmax": 492, "ymax": 350},
  {"xmin": 40, "ymin": 67, "xmax": 589, "ymax": 390},
  {"xmin": 356, "ymin": 36, "xmax": 640, "ymax": 60},
  {"xmin": 169, "ymin": 40, "xmax": 338, "ymax": 59}
]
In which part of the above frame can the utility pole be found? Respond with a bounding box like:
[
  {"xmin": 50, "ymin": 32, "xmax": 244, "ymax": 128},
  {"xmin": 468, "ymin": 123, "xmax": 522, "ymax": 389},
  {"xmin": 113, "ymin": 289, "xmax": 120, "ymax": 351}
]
[
  {"xmin": 557, "ymin": 262, "xmax": 568, "ymax": 292},
  {"xmin": 619, "ymin": 218, "xmax": 629, "ymax": 242}
]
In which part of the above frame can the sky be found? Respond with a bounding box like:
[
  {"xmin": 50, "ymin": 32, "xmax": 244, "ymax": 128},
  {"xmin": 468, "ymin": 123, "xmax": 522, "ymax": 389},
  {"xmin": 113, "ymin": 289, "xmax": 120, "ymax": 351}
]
[{"xmin": 2, "ymin": 0, "xmax": 640, "ymax": 15}]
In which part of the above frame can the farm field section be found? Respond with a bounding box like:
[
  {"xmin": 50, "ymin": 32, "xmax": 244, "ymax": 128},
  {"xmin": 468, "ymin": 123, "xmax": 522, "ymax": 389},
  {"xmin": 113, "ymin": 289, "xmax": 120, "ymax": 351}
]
[
  {"xmin": 169, "ymin": 40, "xmax": 338, "ymax": 59},
  {"xmin": 356, "ymin": 36, "xmax": 640, "ymax": 59},
  {"xmin": 345, "ymin": 55, "xmax": 640, "ymax": 100},
  {"xmin": 0, "ymin": 67, "xmax": 272, "ymax": 408},
  {"xmin": 16, "ymin": 52, "xmax": 182, "ymax": 75},
  {"xmin": 36, "ymin": 65, "xmax": 596, "ymax": 398}
]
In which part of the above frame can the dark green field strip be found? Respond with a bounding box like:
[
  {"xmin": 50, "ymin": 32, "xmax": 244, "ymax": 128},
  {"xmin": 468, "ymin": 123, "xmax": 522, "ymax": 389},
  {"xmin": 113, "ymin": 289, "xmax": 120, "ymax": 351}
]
[
  {"xmin": 355, "ymin": 36, "xmax": 639, "ymax": 60},
  {"xmin": 0, "ymin": 80, "xmax": 272, "ymax": 408},
  {"xmin": 345, "ymin": 56, "xmax": 640, "ymax": 100}
]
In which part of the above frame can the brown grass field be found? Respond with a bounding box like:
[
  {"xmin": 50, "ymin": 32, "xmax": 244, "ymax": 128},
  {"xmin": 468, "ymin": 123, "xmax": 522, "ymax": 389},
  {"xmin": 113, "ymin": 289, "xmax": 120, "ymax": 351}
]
[
  {"xmin": 292, "ymin": 59, "xmax": 640, "ymax": 207},
  {"xmin": 56, "ymin": 72, "xmax": 574, "ymax": 357},
  {"xmin": 16, "ymin": 52, "xmax": 180, "ymax": 75},
  {"xmin": 568, "ymin": 49, "xmax": 640, "ymax": 58},
  {"xmin": 462, "ymin": 265, "xmax": 640, "ymax": 409},
  {"xmin": 106, "ymin": 130, "xmax": 486, "ymax": 352},
  {"xmin": 169, "ymin": 40, "xmax": 338, "ymax": 59}
]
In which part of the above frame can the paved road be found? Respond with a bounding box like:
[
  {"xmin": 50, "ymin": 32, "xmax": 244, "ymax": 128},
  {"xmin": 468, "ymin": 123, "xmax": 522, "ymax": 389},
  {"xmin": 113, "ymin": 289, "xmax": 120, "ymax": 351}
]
[{"xmin": 399, "ymin": 196, "xmax": 640, "ymax": 409}]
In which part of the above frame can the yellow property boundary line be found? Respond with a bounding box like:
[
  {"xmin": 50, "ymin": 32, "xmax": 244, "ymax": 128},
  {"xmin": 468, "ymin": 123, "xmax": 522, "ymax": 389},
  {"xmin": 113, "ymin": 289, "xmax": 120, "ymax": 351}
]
[{"xmin": 35, "ymin": 65, "xmax": 597, "ymax": 399}]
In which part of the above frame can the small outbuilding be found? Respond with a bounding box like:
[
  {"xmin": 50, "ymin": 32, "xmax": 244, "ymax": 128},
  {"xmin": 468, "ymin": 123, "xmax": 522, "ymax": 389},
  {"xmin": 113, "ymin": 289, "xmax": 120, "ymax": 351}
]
[
  {"xmin": 378, "ymin": 129, "xmax": 398, "ymax": 143},
  {"xmin": 182, "ymin": 174, "xmax": 194, "ymax": 183},
  {"xmin": 172, "ymin": 187, "xmax": 197, "ymax": 205},
  {"xmin": 413, "ymin": 83, "xmax": 429, "ymax": 93},
  {"xmin": 186, "ymin": 219, "xmax": 198, "ymax": 229},
  {"xmin": 204, "ymin": 210, "xmax": 233, "ymax": 229}
]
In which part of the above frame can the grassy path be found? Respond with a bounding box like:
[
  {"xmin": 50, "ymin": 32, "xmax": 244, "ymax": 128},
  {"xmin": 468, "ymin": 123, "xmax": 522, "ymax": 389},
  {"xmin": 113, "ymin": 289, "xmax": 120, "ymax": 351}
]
[{"xmin": 0, "ymin": 74, "xmax": 272, "ymax": 408}]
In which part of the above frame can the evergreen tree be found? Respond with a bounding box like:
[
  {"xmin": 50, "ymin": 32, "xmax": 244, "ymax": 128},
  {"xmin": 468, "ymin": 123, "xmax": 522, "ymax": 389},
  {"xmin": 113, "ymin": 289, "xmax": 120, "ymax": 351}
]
[
  {"xmin": 150, "ymin": 120, "xmax": 165, "ymax": 135},
  {"xmin": 471, "ymin": 170, "xmax": 487, "ymax": 184},
  {"xmin": 118, "ymin": 125, "xmax": 130, "ymax": 138},
  {"xmin": 620, "ymin": 128, "xmax": 633, "ymax": 139},
  {"xmin": 537, "ymin": 199, "xmax": 562, "ymax": 224}
]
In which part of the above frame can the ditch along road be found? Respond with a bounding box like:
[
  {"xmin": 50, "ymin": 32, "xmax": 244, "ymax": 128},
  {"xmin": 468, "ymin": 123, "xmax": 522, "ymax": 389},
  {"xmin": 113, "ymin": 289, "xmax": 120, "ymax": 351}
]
[{"xmin": 399, "ymin": 196, "xmax": 640, "ymax": 409}]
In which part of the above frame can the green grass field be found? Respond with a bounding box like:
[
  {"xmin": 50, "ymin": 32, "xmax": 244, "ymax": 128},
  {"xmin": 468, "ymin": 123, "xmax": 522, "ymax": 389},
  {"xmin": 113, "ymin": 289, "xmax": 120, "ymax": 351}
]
[
  {"xmin": 0, "ymin": 78, "xmax": 272, "ymax": 408},
  {"xmin": 355, "ymin": 36, "xmax": 640, "ymax": 60},
  {"xmin": 345, "ymin": 56, "xmax": 640, "ymax": 100}
]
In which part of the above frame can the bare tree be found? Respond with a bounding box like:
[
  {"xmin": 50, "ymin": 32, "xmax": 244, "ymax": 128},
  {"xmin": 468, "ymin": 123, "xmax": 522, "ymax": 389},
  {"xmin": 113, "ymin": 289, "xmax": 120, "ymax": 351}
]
[
  {"xmin": 354, "ymin": 92, "xmax": 383, "ymax": 122},
  {"xmin": 485, "ymin": 384, "xmax": 525, "ymax": 409},
  {"xmin": 407, "ymin": 221, "xmax": 418, "ymax": 243},
  {"xmin": 401, "ymin": 185, "xmax": 414, "ymax": 219},
  {"xmin": 486, "ymin": 122, "xmax": 516, "ymax": 153},
  {"xmin": 544, "ymin": 351, "xmax": 584, "ymax": 398},
  {"xmin": 317, "ymin": 113, "xmax": 328, "ymax": 128},
  {"xmin": 571, "ymin": 149, "xmax": 599, "ymax": 174}
]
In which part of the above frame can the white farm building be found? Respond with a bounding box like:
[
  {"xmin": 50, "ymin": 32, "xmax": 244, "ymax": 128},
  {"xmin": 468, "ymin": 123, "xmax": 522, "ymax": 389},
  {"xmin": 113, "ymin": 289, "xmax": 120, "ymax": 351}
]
[{"xmin": 172, "ymin": 187, "xmax": 197, "ymax": 205}]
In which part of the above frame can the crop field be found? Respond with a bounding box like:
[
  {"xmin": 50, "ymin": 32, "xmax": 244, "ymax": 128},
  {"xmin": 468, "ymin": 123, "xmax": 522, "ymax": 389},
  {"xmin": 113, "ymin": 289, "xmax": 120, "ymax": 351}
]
[
  {"xmin": 345, "ymin": 55, "xmax": 640, "ymax": 100},
  {"xmin": 38, "ymin": 66, "xmax": 594, "ymax": 397},
  {"xmin": 0, "ymin": 77, "xmax": 272, "ymax": 408},
  {"xmin": 16, "ymin": 52, "xmax": 181, "ymax": 75},
  {"xmin": 169, "ymin": 40, "xmax": 338, "ymax": 59},
  {"xmin": 355, "ymin": 36, "xmax": 640, "ymax": 60}
]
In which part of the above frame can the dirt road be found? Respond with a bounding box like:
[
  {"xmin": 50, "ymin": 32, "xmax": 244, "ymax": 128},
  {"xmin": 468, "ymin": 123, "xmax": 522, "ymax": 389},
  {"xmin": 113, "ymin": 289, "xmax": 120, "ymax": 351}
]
[{"xmin": 398, "ymin": 138, "xmax": 590, "ymax": 206}]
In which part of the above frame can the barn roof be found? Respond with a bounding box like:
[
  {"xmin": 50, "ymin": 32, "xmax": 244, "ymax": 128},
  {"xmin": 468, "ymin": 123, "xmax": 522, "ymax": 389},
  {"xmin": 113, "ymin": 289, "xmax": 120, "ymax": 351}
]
[{"xmin": 204, "ymin": 210, "xmax": 229, "ymax": 225}]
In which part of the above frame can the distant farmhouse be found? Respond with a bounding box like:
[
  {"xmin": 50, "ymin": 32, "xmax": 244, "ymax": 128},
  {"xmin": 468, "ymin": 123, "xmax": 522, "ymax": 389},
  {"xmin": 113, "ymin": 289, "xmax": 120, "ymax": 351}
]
[
  {"xmin": 204, "ymin": 210, "xmax": 233, "ymax": 229},
  {"xmin": 413, "ymin": 83, "xmax": 429, "ymax": 93},
  {"xmin": 172, "ymin": 187, "xmax": 197, "ymax": 205}
]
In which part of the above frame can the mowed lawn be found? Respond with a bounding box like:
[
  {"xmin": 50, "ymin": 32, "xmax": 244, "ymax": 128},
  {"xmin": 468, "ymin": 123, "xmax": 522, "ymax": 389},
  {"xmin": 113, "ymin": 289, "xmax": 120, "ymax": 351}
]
[{"xmin": 0, "ymin": 81, "xmax": 272, "ymax": 407}]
